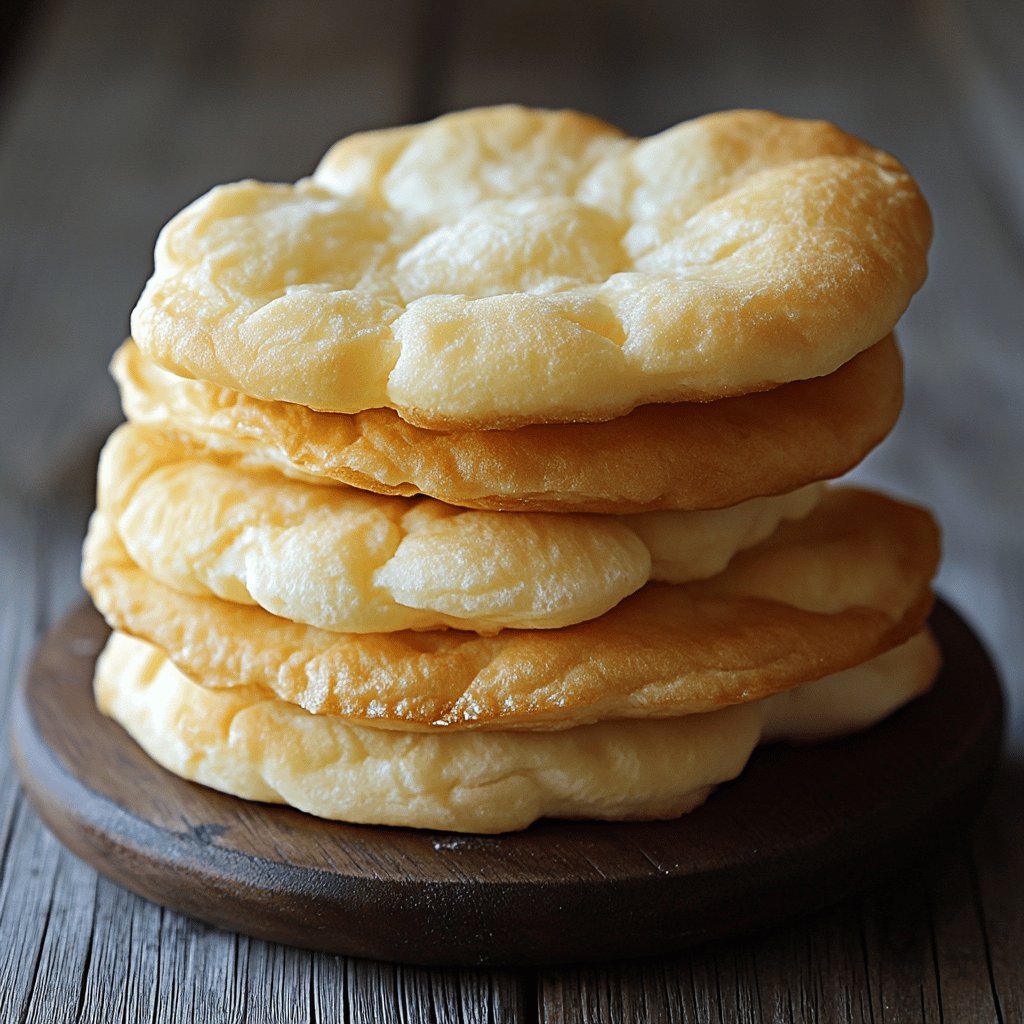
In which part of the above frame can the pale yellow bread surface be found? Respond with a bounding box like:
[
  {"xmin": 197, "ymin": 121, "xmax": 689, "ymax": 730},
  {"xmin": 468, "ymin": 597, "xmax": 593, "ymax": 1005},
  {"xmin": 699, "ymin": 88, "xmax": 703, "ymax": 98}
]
[
  {"xmin": 113, "ymin": 335, "xmax": 901, "ymax": 514},
  {"xmin": 100, "ymin": 422, "xmax": 822, "ymax": 633},
  {"xmin": 130, "ymin": 107, "xmax": 930, "ymax": 428},
  {"xmin": 95, "ymin": 629, "xmax": 939, "ymax": 832},
  {"xmin": 82, "ymin": 488, "xmax": 940, "ymax": 730}
]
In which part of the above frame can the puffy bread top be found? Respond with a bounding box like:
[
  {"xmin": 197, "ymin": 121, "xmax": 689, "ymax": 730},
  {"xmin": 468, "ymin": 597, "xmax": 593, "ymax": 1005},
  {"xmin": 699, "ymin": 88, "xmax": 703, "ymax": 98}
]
[
  {"xmin": 98, "ymin": 422, "xmax": 821, "ymax": 634},
  {"xmin": 131, "ymin": 107, "xmax": 931, "ymax": 429},
  {"xmin": 82, "ymin": 488, "xmax": 940, "ymax": 730}
]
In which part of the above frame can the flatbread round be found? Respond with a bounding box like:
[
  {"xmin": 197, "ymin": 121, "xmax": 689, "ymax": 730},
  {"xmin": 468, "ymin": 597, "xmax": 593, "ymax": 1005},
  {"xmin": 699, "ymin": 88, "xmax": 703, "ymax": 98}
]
[
  {"xmin": 99, "ymin": 422, "xmax": 821, "ymax": 633},
  {"xmin": 95, "ymin": 629, "xmax": 939, "ymax": 832},
  {"xmin": 130, "ymin": 107, "xmax": 930, "ymax": 429},
  {"xmin": 82, "ymin": 488, "xmax": 940, "ymax": 730},
  {"xmin": 113, "ymin": 334, "xmax": 901, "ymax": 514}
]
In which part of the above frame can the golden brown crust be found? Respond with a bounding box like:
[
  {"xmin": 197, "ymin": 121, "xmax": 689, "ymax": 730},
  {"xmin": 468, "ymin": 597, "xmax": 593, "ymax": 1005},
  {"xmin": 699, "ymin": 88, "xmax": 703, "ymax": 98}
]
[
  {"xmin": 94, "ymin": 629, "xmax": 937, "ymax": 832},
  {"xmin": 113, "ymin": 335, "xmax": 902, "ymax": 513},
  {"xmin": 130, "ymin": 107, "xmax": 930, "ymax": 428},
  {"xmin": 82, "ymin": 488, "xmax": 940, "ymax": 731}
]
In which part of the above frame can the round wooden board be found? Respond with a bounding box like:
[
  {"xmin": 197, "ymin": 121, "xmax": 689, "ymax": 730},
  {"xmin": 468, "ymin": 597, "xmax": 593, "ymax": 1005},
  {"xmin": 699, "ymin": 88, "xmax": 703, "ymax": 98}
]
[{"xmin": 11, "ymin": 600, "xmax": 1003, "ymax": 967}]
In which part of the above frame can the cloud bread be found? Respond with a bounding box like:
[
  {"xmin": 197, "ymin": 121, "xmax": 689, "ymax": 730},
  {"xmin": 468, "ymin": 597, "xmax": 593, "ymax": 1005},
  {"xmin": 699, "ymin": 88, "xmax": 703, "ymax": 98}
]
[
  {"xmin": 81, "ymin": 488, "xmax": 940, "ymax": 730},
  {"xmin": 95, "ymin": 629, "xmax": 939, "ymax": 832},
  {"xmin": 99, "ymin": 423, "xmax": 822, "ymax": 633},
  {"xmin": 112, "ymin": 335, "xmax": 901, "ymax": 514},
  {"xmin": 130, "ymin": 107, "xmax": 930, "ymax": 429}
]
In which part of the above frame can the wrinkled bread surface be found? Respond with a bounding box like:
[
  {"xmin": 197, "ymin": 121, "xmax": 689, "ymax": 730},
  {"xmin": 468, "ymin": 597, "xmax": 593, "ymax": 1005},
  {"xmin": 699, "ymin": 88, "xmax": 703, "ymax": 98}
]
[
  {"xmin": 82, "ymin": 488, "xmax": 940, "ymax": 730},
  {"xmin": 113, "ymin": 335, "xmax": 901, "ymax": 513},
  {"xmin": 99, "ymin": 422, "xmax": 821, "ymax": 633},
  {"xmin": 95, "ymin": 629, "xmax": 939, "ymax": 832},
  {"xmin": 131, "ymin": 107, "xmax": 930, "ymax": 428}
]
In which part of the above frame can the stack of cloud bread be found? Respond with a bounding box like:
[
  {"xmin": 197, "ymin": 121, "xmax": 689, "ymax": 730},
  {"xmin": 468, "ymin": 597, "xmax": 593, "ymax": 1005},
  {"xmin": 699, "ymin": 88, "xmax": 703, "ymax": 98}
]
[{"xmin": 82, "ymin": 107, "xmax": 939, "ymax": 834}]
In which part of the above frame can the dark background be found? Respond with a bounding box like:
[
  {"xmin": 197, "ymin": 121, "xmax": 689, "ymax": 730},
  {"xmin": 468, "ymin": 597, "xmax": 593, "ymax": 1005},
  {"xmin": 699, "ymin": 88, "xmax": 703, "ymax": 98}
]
[{"xmin": 0, "ymin": 1, "xmax": 1021, "ymax": 1020}]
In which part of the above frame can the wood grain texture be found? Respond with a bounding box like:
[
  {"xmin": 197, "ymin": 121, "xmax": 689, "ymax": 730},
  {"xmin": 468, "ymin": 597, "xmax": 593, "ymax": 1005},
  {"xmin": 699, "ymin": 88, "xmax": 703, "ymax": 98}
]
[{"xmin": 1, "ymin": 0, "xmax": 1023, "ymax": 1019}]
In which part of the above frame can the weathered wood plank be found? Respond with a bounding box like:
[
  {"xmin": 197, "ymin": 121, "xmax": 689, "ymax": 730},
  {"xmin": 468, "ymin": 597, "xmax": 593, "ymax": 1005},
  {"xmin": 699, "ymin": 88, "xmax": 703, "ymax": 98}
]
[
  {"xmin": 209, "ymin": 933, "xmax": 314, "ymax": 1024},
  {"xmin": 0, "ymin": 799, "xmax": 65, "ymax": 1024},
  {"xmin": 0, "ymin": 500, "xmax": 48, "ymax": 1016},
  {"xmin": 21, "ymin": 852, "xmax": 98, "ymax": 1024},
  {"xmin": 0, "ymin": 500, "xmax": 121, "ymax": 1024},
  {"xmin": 65, "ymin": 878, "xmax": 162, "ymax": 1024},
  {"xmin": 346, "ymin": 961, "xmax": 528, "ymax": 1024},
  {"xmin": 964, "ymin": 770, "xmax": 1023, "ymax": 1024}
]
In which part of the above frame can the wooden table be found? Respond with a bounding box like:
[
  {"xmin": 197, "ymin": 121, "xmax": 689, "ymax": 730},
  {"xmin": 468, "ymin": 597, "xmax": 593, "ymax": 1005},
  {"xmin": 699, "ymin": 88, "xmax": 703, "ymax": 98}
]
[{"xmin": 1, "ymin": 1, "xmax": 1021, "ymax": 1020}]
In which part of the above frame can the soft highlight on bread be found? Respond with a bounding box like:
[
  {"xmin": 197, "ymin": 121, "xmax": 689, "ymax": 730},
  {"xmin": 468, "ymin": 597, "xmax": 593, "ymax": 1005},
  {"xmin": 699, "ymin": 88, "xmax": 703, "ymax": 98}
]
[
  {"xmin": 130, "ymin": 107, "xmax": 930, "ymax": 428},
  {"xmin": 98, "ymin": 422, "xmax": 822, "ymax": 634}
]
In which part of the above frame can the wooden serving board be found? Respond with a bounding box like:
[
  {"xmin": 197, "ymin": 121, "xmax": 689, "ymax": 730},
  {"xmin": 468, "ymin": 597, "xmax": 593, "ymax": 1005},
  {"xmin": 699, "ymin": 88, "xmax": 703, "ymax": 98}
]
[{"xmin": 10, "ymin": 600, "xmax": 1003, "ymax": 967}]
